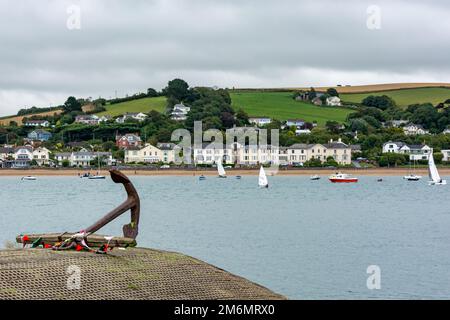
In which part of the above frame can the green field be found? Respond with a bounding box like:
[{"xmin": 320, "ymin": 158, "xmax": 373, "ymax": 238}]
[
  {"xmin": 230, "ymin": 91, "xmax": 354, "ymax": 125},
  {"xmin": 96, "ymin": 96, "xmax": 166, "ymax": 117},
  {"xmin": 341, "ymin": 87, "xmax": 450, "ymax": 107}
]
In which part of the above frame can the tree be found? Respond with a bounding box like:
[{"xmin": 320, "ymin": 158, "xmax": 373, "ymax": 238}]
[
  {"xmin": 362, "ymin": 95, "xmax": 396, "ymax": 110},
  {"xmin": 307, "ymin": 88, "xmax": 317, "ymax": 100},
  {"xmin": 147, "ymin": 88, "xmax": 158, "ymax": 97},
  {"xmin": 326, "ymin": 88, "xmax": 339, "ymax": 97},
  {"xmin": 62, "ymin": 159, "xmax": 70, "ymax": 167},
  {"xmin": 163, "ymin": 79, "xmax": 190, "ymax": 101},
  {"xmin": 63, "ymin": 96, "xmax": 82, "ymax": 113},
  {"xmin": 325, "ymin": 121, "xmax": 342, "ymax": 134}
]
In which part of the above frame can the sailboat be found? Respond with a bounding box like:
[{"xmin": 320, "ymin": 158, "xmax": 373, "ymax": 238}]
[
  {"xmin": 89, "ymin": 152, "xmax": 106, "ymax": 180},
  {"xmin": 258, "ymin": 166, "xmax": 269, "ymax": 188},
  {"xmin": 404, "ymin": 159, "xmax": 421, "ymax": 181},
  {"xmin": 428, "ymin": 152, "xmax": 447, "ymax": 185},
  {"xmin": 217, "ymin": 161, "xmax": 227, "ymax": 178}
]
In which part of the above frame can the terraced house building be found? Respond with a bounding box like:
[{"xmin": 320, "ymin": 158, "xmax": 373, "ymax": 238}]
[{"xmin": 287, "ymin": 139, "xmax": 352, "ymax": 165}]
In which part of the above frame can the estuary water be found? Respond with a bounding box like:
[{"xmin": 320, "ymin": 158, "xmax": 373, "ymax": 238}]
[{"xmin": 1, "ymin": 174, "xmax": 449, "ymax": 299}]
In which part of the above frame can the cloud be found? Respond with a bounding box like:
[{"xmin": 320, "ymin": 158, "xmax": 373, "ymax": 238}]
[{"xmin": 0, "ymin": 0, "xmax": 449, "ymax": 115}]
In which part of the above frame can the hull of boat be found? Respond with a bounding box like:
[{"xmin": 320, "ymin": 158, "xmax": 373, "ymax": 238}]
[
  {"xmin": 429, "ymin": 180, "xmax": 447, "ymax": 185},
  {"xmin": 218, "ymin": 175, "xmax": 227, "ymax": 178},
  {"xmin": 329, "ymin": 178, "xmax": 358, "ymax": 183},
  {"xmin": 89, "ymin": 176, "xmax": 106, "ymax": 180}
]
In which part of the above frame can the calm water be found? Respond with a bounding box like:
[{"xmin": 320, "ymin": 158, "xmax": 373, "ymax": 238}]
[{"xmin": 1, "ymin": 174, "xmax": 449, "ymax": 299}]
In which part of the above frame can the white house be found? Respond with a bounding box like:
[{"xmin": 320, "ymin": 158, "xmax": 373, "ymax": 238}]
[
  {"xmin": 75, "ymin": 115, "xmax": 101, "ymax": 125},
  {"xmin": 443, "ymin": 128, "xmax": 450, "ymax": 134},
  {"xmin": 442, "ymin": 150, "xmax": 450, "ymax": 162},
  {"xmin": 54, "ymin": 149, "xmax": 113, "ymax": 167},
  {"xmin": 403, "ymin": 124, "xmax": 430, "ymax": 136},
  {"xmin": 116, "ymin": 112, "xmax": 148, "ymax": 123},
  {"xmin": 124, "ymin": 144, "xmax": 162, "ymax": 164},
  {"xmin": 24, "ymin": 120, "xmax": 50, "ymax": 127},
  {"xmin": 13, "ymin": 146, "xmax": 33, "ymax": 168},
  {"xmin": 32, "ymin": 147, "xmax": 51, "ymax": 166},
  {"xmin": 156, "ymin": 143, "xmax": 177, "ymax": 164},
  {"xmin": 171, "ymin": 103, "xmax": 191, "ymax": 121},
  {"xmin": 382, "ymin": 141, "xmax": 431, "ymax": 161},
  {"xmin": 249, "ymin": 117, "xmax": 272, "ymax": 127},
  {"xmin": 285, "ymin": 119, "xmax": 305, "ymax": 128},
  {"xmin": 286, "ymin": 139, "xmax": 351, "ymax": 165},
  {"xmin": 295, "ymin": 129, "xmax": 311, "ymax": 135},
  {"xmin": 326, "ymin": 96, "xmax": 342, "ymax": 106}
]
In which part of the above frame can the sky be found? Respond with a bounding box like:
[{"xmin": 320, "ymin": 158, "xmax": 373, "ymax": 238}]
[{"xmin": 1, "ymin": 0, "xmax": 450, "ymax": 116}]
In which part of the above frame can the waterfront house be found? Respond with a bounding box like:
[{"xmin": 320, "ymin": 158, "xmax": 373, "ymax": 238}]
[
  {"xmin": 382, "ymin": 141, "xmax": 431, "ymax": 161},
  {"xmin": 443, "ymin": 127, "xmax": 450, "ymax": 134},
  {"xmin": 0, "ymin": 146, "xmax": 14, "ymax": 167},
  {"xmin": 403, "ymin": 123, "xmax": 430, "ymax": 136},
  {"xmin": 248, "ymin": 117, "xmax": 272, "ymax": 127},
  {"xmin": 116, "ymin": 133, "xmax": 142, "ymax": 149},
  {"xmin": 24, "ymin": 120, "xmax": 50, "ymax": 127},
  {"xmin": 71, "ymin": 151, "xmax": 113, "ymax": 167},
  {"xmin": 32, "ymin": 147, "xmax": 50, "ymax": 166},
  {"xmin": 27, "ymin": 129, "xmax": 52, "ymax": 142},
  {"xmin": 286, "ymin": 139, "xmax": 352, "ymax": 165},
  {"xmin": 442, "ymin": 150, "xmax": 450, "ymax": 162},
  {"xmin": 124, "ymin": 144, "xmax": 162, "ymax": 164},
  {"xmin": 54, "ymin": 152, "xmax": 72, "ymax": 166},
  {"xmin": 13, "ymin": 146, "xmax": 33, "ymax": 168},
  {"xmin": 156, "ymin": 143, "xmax": 177, "ymax": 164}
]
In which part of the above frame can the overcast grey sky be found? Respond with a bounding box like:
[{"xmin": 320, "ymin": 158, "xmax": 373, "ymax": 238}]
[{"xmin": 0, "ymin": 0, "xmax": 449, "ymax": 116}]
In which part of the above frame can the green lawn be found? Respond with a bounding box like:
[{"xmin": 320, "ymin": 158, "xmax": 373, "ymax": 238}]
[
  {"xmin": 230, "ymin": 91, "xmax": 354, "ymax": 125},
  {"xmin": 341, "ymin": 87, "xmax": 450, "ymax": 107},
  {"xmin": 96, "ymin": 96, "xmax": 166, "ymax": 117}
]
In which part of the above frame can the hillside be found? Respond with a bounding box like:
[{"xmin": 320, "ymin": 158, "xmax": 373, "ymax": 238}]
[
  {"xmin": 230, "ymin": 91, "xmax": 353, "ymax": 125},
  {"xmin": 0, "ymin": 109, "xmax": 62, "ymax": 126},
  {"xmin": 340, "ymin": 87, "xmax": 450, "ymax": 107},
  {"xmin": 96, "ymin": 96, "xmax": 166, "ymax": 117}
]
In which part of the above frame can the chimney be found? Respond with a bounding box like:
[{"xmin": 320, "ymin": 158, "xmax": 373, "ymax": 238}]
[
  {"xmin": 338, "ymin": 138, "xmax": 342, "ymax": 143},
  {"xmin": 330, "ymin": 139, "xmax": 333, "ymax": 143}
]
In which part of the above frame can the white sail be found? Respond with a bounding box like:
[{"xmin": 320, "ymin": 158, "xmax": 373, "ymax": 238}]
[
  {"xmin": 259, "ymin": 166, "xmax": 268, "ymax": 187},
  {"xmin": 428, "ymin": 153, "xmax": 441, "ymax": 183},
  {"xmin": 217, "ymin": 161, "xmax": 226, "ymax": 177}
]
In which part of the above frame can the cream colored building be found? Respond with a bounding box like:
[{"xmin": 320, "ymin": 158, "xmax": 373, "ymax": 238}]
[
  {"xmin": 32, "ymin": 147, "xmax": 51, "ymax": 166},
  {"xmin": 124, "ymin": 143, "xmax": 176, "ymax": 164},
  {"xmin": 286, "ymin": 139, "xmax": 352, "ymax": 165}
]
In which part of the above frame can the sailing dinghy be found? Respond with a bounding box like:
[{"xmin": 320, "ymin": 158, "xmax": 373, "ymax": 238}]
[
  {"xmin": 259, "ymin": 166, "xmax": 269, "ymax": 188},
  {"xmin": 217, "ymin": 161, "xmax": 227, "ymax": 178},
  {"xmin": 428, "ymin": 152, "xmax": 447, "ymax": 185}
]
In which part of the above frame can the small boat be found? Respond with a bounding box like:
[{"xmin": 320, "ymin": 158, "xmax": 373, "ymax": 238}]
[
  {"xmin": 80, "ymin": 173, "xmax": 91, "ymax": 178},
  {"xmin": 377, "ymin": 178, "xmax": 383, "ymax": 182},
  {"xmin": 217, "ymin": 161, "xmax": 227, "ymax": 178},
  {"xmin": 428, "ymin": 152, "xmax": 447, "ymax": 185},
  {"xmin": 403, "ymin": 174, "xmax": 421, "ymax": 181},
  {"xmin": 199, "ymin": 175, "xmax": 206, "ymax": 181},
  {"xmin": 236, "ymin": 176, "xmax": 242, "ymax": 180},
  {"xmin": 259, "ymin": 166, "xmax": 269, "ymax": 188},
  {"xmin": 21, "ymin": 176, "xmax": 37, "ymax": 181},
  {"xmin": 310, "ymin": 175, "xmax": 320, "ymax": 180},
  {"xmin": 404, "ymin": 160, "xmax": 421, "ymax": 181},
  {"xmin": 329, "ymin": 172, "xmax": 358, "ymax": 183},
  {"xmin": 89, "ymin": 175, "xmax": 106, "ymax": 180}
]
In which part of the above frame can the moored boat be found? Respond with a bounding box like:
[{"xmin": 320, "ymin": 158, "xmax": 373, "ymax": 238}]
[
  {"xmin": 310, "ymin": 175, "xmax": 320, "ymax": 180},
  {"xmin": 258, "ymin": 166, "xmax": 269, "ymax": 188},
  {"xmin": 403, "ymin": 174, "xmax": 421, "ymax": 181},
  {"xmin": 428, "ymin": 151, "xmax": 447, "ymax": 185},
  {"xmin": 329, "ymin": 172, "xmax": 358, "ymax": 183},
  {"xmin": 199, "ymin": 175, "xmax": 206, "ymax": 181},
  {"xmin": 21, "ymin": 176, "xmax": 37, "ymax": 181}
]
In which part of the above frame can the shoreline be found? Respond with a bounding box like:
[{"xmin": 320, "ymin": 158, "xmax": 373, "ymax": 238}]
[{"xmin": 1, "ymin": 168, "xmax": 449, "ymax": 177}]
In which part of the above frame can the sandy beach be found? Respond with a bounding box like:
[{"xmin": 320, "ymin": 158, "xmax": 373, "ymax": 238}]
[{"xmin": 1, "ymin": 168, "xmax": 449, "ymax": 177}]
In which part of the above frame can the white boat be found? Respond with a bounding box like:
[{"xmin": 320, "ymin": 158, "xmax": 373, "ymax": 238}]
[
  {"xmin": 428, "ymin": 152, "xmax": 447, "ymax": 185},
  {"xmin": 310, "ymin": 175, "xmax": 320, "ymax": 180},
  {"xmin": 329, "ymin": 172, "xmax": 358, "ymax": 183},
  {"xmin": 217, "ymin": 161, "xmax": 227, "ymax": 178},
  {"xmin": 88, "ymin": 152, "xmax": 106, "ymax": 180},
  {"xmin": 21, "ymin": 176, "xmax": 37, "ymax": 181},
  {"xmin": 88, "ymin": 175, "xmax": 106, "ymax": 180},
  {"xmin": 259, "ymin": 166, "xmax": 269, "ymax": 188},
  {"xmin": 403, "ymin": 174, "xmax": 421, "ymax": 181},
  {"xmin": 404, "ymin": 160, "xmax": 421, "ymax": 181}
]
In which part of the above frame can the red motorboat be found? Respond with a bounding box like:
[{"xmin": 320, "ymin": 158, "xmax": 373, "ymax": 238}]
[{"xmin": 329, "ymin": 172, "xmax": 358, "ymax": 183}]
